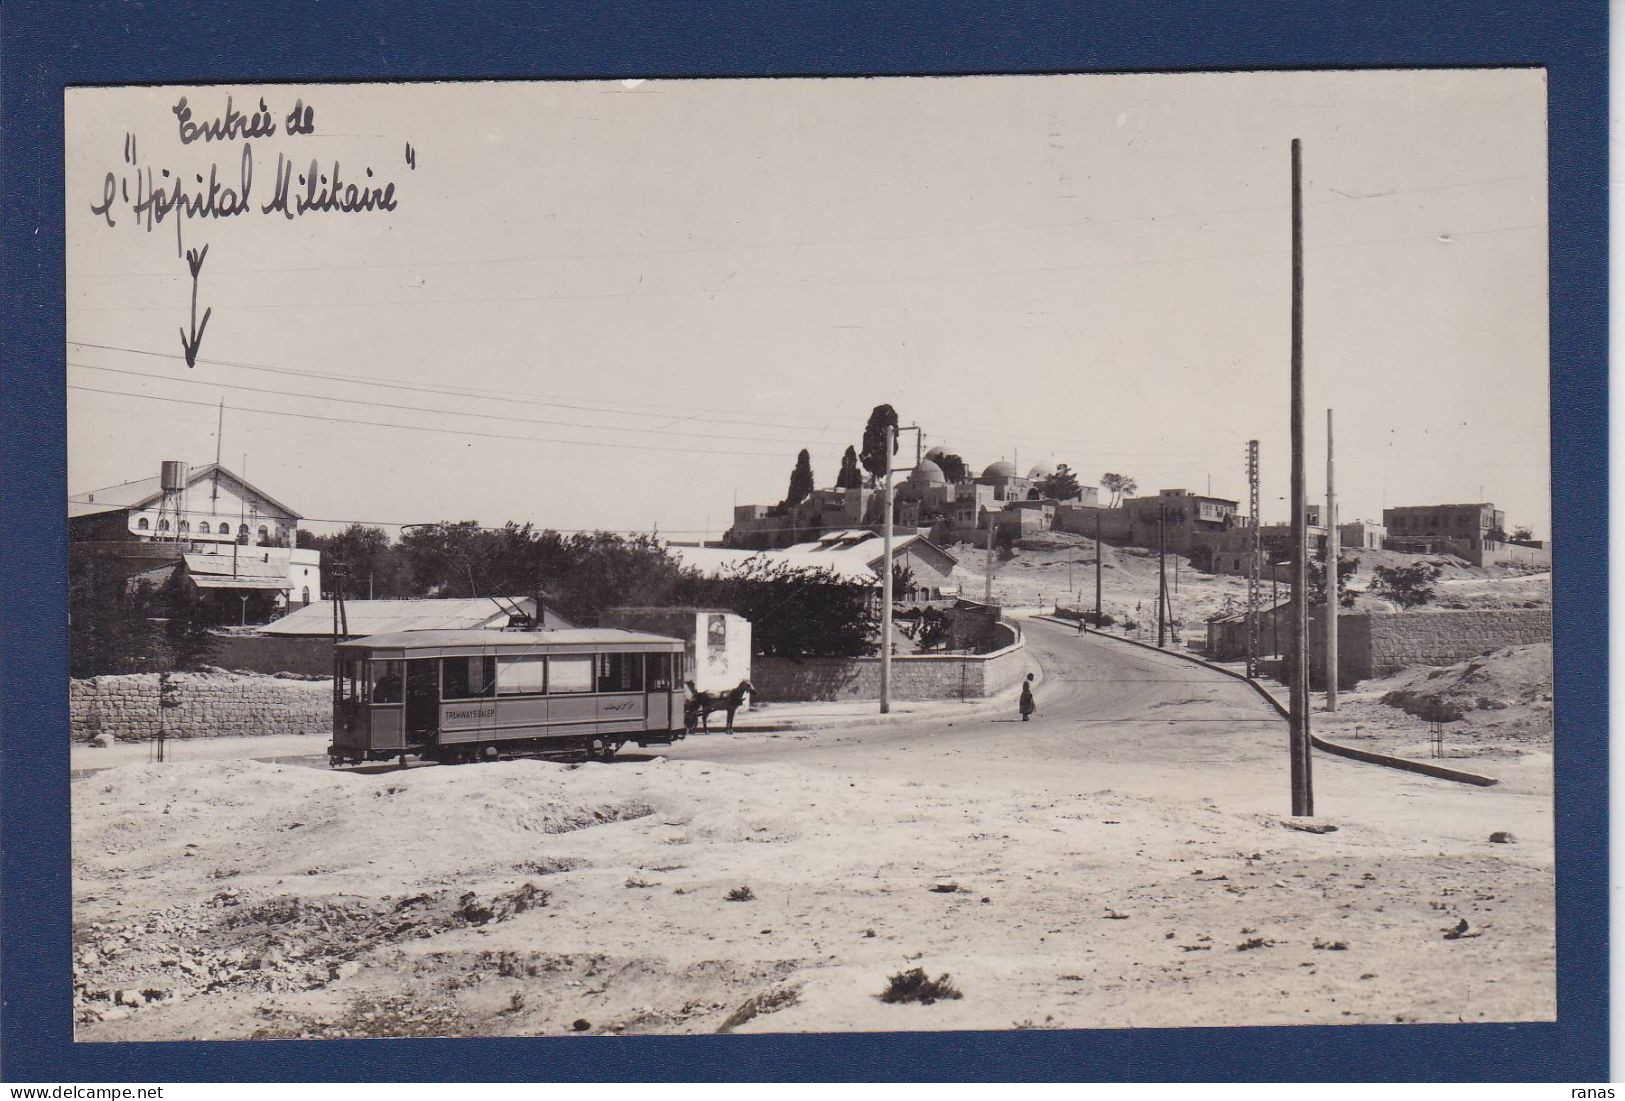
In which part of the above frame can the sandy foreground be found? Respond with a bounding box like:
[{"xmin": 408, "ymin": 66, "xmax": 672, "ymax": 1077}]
[{"xmin": 71, "ymin": 624, "xmax": 1554, "ymax": 1040}]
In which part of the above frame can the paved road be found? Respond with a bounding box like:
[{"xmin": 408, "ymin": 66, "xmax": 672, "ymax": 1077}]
[
  {"xmin": 660, "ymin": 617, "xmax": 1553, "ymax": 846},
  {"xmin": 662, "ymin": 617, "xmax": 1291, "ymax": 807}
]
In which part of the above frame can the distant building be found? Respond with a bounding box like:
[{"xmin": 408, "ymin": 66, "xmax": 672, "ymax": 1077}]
[
  {"xmin": 1120, "ymin": 489, "xmax": 1240, "ymax": 555},
  {"xmin": 69, "ymin": 461, "xmax": 321, "ymax": 624},
  {"xmin": 671, "ymin": 529, "xmax": 959, "ymax": 603},
  {"xmin": 1380, "ymin": 502, "xmax": 1547, "ymax": 566},
  {"xmin": 1340, "ymin": 520, "xmax": 1387, "ymax": 550}
]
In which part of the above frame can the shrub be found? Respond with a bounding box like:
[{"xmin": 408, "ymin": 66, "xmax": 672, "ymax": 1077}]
[
  {"xmin": 725, "ymin": 886, "xmax": 755, "ymax": 902},
  {"xmin": 879, "ymin": 967, "xmax": 963, "ymax": 1005},
  {"xmin": 1370, "ymin": 562, "xmax": 1442, "ymax": 608}
]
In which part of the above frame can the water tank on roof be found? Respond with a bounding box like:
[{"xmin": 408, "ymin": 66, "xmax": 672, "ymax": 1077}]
[{"xmin": 160, "ymin": 460, "xmax": 189, "ymax": 491}]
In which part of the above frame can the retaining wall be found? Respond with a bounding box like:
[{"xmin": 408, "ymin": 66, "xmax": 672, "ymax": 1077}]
[
  {"xmin": 1233, "ymin": 606, "xmax": 1552, "ymax": 685},
  {"xmin": 69, "ymin": 671, "xmax": 332, "ymax": 742},
  {"xmin": 753, "ymin": 629, "xmax": 1029, "ymax": 702}
]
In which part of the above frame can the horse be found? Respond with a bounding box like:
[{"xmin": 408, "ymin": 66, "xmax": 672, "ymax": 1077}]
[{"xmin": 684, "ymin": 679, "xmax": 755, "ymax": 734}]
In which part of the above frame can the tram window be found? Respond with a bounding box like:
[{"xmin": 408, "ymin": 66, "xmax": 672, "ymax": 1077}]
[
  {"xmin": 442, "ymin": 655, "xmax": 496, "ymax": 699},
  {"xmin": 370, "ymin": 660, "xmax": 404, "ymax": 704},
  {"xmin": 547, "ymin": 655, "xmax": 594, "ymax": 694},
  {"xmin": 597, "ymin": 652, "xmax": 644, "ymax": 693},
  {"xmin": 648, "ymin": 653, "xmax": 674, "ymax": 691},
  {"xmin": 496, "ymin": 655, "xmax": 546, "ymax": 696},
  {"xmin": 337, "ymin": 659, "xmax": 364, "ymax": 702}
]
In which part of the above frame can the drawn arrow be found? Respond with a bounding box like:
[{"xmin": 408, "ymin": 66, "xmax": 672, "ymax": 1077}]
[{"xmin": 179, "ymin": 244, "xmax": 212, "ymax": 367}]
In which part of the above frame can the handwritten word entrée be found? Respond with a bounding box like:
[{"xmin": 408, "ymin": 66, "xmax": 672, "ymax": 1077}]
[
  {"xmin": 89, "ymin": 144, "xmax": 400, "ymax": 254},
  {"xmin": 173, "ymin": 96, "xmax": 278, "ymax": 144}
]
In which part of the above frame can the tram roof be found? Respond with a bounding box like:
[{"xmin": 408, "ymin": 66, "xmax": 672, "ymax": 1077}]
[{"xmin": 335, "ymin": 628, "xmax": 684, "ymax": 653}]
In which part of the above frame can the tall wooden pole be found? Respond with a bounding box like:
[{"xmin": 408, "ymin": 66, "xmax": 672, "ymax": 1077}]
[
  {"xmin": 984, "ymin": 512, "xmax": 995, "ymax": 604},
  {"xmin": 1289, "ymin": 138, "xmax": 1315, "ymax": 816},
  {"xmin": 1094, "ymin": 511, "xmax": 1103, "ymax": 626},
  {"xmin": 881, "ymin": 423, "xmax": 894, "ymax": 714},
  {"xmin": 1157, "ymin": 505, "xmax": 1168, "ymax": 648},
  {"xmin": 1326, "ymin": 407, "xmax": 1339, "ymax": 712}
]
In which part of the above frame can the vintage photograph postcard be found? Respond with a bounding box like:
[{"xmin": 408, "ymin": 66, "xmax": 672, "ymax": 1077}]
[{"xmin": 64, "ymin": 70, "xmax": 1554, "ymax": 1041}]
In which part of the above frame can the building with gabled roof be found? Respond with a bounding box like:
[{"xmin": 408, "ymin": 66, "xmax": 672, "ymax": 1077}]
[{"xmin": 69, "ymin": 460, "xmax": 320, "ymax": 624}]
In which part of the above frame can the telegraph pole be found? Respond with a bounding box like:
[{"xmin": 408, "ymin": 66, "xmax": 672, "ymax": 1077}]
[
  {"xmin": 1288, "ymin": 138, "xmax": 1315, "ymax": 816},
  {"xmin": 1246, "ymin": 439, "xmax": 1262, "ymax": 677},
  {"xmin": 984, "ymin": 514, "xmax": 995, "ymax": 605},
  {"xmin": 1157, "ymin": 505, "xmax": 1168, "ymax": 648},
  {"xmin": 1325, "ymin": 408, "xmax": 1339, "ymax": 712},
  {"xmin": 880, "ymin": 424, "xmax": 895, "ymax": 714},
  {"xmin": 1094, "ymin": 511, "xmax": 1103, "ymax": 628}
]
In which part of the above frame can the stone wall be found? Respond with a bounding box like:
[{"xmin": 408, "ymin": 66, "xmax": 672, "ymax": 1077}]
[
  {"xmin": 69, "ymin": 671, "xmax": 332, "ymax": 742},
  {"xmin": 1358, "ymin": 608, "xmax": 1552, "ymax": 679},
  {"xmin": 208, "ymin": 633, "xmax": 337, "ymax": 676},
  {"xmin": 1245, "ymin": 607, "xmax": 1553, "ymax": 686},
  {"xmin": 752, "ymin": 628, "xmax": 1029, "ymax": 702}
]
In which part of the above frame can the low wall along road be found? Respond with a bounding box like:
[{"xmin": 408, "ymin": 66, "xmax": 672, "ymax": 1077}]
[
  {"xmin": 753, "ymin": 625, "xmax": 1029, "ymax": 702},
  {"xmin": 70, "ymin": 671, "xmax": 331, "ymax": 742}
]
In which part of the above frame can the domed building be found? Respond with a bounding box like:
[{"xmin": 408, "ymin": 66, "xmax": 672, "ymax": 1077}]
[
  {"xmin": 976, "ymin": 459, "xmax": 1030, "ymax": 502},
  {"xmin": 907, "ymin": 458, "xmax": 948, "ymax": 488},
  {"xmin": 1027, "ymin": 460, "xmax": 1058, "ymax": 481}
]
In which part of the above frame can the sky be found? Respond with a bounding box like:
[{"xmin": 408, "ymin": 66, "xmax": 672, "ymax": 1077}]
[{"xmin": 65, "ymin": 69, "xmax": 1550, "ymax": 541}]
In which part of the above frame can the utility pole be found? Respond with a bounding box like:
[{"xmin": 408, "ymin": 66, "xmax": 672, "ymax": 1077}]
[
  {"xmin": 1246, "ymin": 439, "xmax": 1262, "ymax": 678},
  {"xmin": 984, "ymin": 513, "xmax": 995, "ymax": 605},
  {"xmin": 1326, "ymin": 407, "xmax": 1339, "ymax": 712},
  {"xmin": 881, "ymin": 424, "xmax": 895, "ymax": 714},
  {"xmin": 878, "ymin": 422, "xmax": 921, "ymax": 715},
  {"xmin": 1157, "ymin": 505, "xmax": 1168, "ymax": 648},
  {"xmin": 1288, "ymin": 137, "xmax": 1315, "ymax": 817},
  {"xmin": 1094, "ymin": 511, "xmax": 1103, "ymax": 628}
]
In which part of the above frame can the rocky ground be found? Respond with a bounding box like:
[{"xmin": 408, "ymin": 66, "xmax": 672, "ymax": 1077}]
[
  {"xmin": 71, "ymin": 624, "xmax": 1554, "ymax": 1041},
  {"xmin": 1301, "ymin": 644, "xmax": 1554, "ymax": 786}
]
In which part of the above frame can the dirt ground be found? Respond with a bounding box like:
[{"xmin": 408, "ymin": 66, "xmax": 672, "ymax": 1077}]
[{"xmin": 71, "ymin": 621, "xmax": 1554, "ymax": 1041}]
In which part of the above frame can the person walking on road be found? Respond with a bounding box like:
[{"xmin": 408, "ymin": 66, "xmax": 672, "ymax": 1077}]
[{"xmin": 1019, "ymin": 673, "xmax": 1036, "ymax": 722}]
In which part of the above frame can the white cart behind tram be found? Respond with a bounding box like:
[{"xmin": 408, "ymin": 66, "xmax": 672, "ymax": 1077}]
[{"xmin": 329, "ymin": 628, "xmax": 687, "ymax": 766}]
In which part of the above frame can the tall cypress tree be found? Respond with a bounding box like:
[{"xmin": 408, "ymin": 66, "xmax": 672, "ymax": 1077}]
[
  {"xmin": 783, "ymin": 449, "xmax": 815, "ymax": 510},
  {"xmin": 835, "ymin": 445, "xmax": 863, "ymax": 490}
]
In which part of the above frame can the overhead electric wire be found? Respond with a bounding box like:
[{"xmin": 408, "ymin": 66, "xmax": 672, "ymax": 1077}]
[
  {"xmin": 67, "ymin": 339, "xmax": 851, "ymax": 433},
  {"xmin": 65, "ymin": 383, "xmax": 793, "ymax": 458},
  {"xmin": 67, "ymin": 360, "xmax": 821, "ymax": 446}
]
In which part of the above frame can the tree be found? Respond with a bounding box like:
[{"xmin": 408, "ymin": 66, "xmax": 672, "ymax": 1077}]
[
  {"xmin": 1100, "ymin": 473, "xmax": 1138, "ymax": 507},
  {"xmin": 835, "ymin": 445, "xmax": 864, "ymax": 490},
  {"xmin": 303, "ymin": 524, "xmax": 406, "ymax": 598},
  {"xmin": 859, "ymin": 404, "xmax": 900, "ymax": 486},
  {"xmin": 935, "ymin": 453, "xmax": 968, "ymax": 484},
  {"xmin": 1037, "ymin": 464, "xmax": 1084, "ymax": 501},
  {"xmin": 890, "ymin": 560, "xmax": 916, "ymax": 599},
  {"xmin": 691, "ymin": 558, "xmax": 878, "ymax": 659},
  {"xmin": 917, "ymin": 606, "xmax": 950, "ymax": 651},
  {"xmin": 68, "ymin": 558, "xmax": 164, "ymax": 678},
  {"xmin": 782, "ymin": 449, "xmax": 815, "ymax": 511},
  {"xmin": 160, "ymin": 570, "xmax": 218, "ymax": 670},
  {"xmin": 1306, "ymin": 546, "xmax": 1360, "ymax": 608},
  {"xmin": 1370, "ymin": 561, "xmax": 1442, "ymax": 608},
  {"xmin": 1510, "ymin": 526, "xmax": 1534, "ymax": 543}
]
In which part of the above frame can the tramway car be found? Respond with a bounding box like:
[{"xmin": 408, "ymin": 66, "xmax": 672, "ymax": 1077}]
[{"xmin": 328, "ymin": 628, "xmax": 687, "ymax": 766}]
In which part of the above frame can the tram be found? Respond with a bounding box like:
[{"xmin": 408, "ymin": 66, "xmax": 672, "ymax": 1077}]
[{"xmin": 328, "ymin": 628, "xmax": 688, "ymax": 766}]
